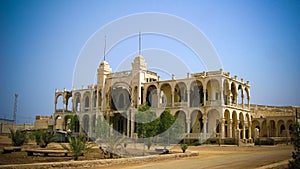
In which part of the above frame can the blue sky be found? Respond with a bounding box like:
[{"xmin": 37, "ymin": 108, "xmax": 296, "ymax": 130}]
[{"xmin": 0, "ymin": 0, "xmax": 299, "ymax": 123}]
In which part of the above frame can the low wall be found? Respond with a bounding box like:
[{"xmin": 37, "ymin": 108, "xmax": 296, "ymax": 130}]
[
  {"xmin": 1, "ymin": 151, "xmax": 199, "ymax": 169},
  {"xmin": 0, "ymin": 124, "xmax": 34, "ymax": 134}
]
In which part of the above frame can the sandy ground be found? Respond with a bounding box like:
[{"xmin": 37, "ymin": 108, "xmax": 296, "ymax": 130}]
[
  {"xmin": 0, "ymin": 135, "xmax": 294, "ymax": 168},
  {"xmin": 94, "ymin": 145, "xmax": 293, "ymax": 169}
]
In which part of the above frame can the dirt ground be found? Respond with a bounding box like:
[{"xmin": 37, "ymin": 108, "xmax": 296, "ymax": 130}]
[{"xmin": 0, "ymin": 135, "xmax": 294, "ymax": 168}]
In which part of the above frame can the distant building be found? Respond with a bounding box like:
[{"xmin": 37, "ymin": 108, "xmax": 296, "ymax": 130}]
[
  {"xmin": 34, "ymin": 115, "xmax": 53, "ymax": 130},
  {"xmin": 0, "ymin": 118, "xmax": 14, "ymax": 125}
]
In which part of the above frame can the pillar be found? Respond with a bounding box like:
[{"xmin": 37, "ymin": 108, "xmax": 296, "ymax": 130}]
[
  {"xmin": 171, "ymin": 91, "xmax": 174, "ymax": 107},
  {"xmin": 157, "ymin": 89, "xmax": 160, "ymax": 108},
  {"xmin": 186, "ymin": 118, "xmax": 191, "ymax": 134},
  {"xmin": 229, "ymin": 119, "xmax": 233, "ymax": 138},
  {"xmin": 187, "ymin": 90, "xmax": 190, "ymax": 108},
  {"xmin": 221, "ymin": 118, "xmax": 225, "ymax": 139},
  {"xmin": 248, "ymin": 121, "xmax": 252, "ymax": 140},
  {"xmin": 127, "ymin": 112, "xmax": 130, "ymax": 137},
  {"xmin": 203, "ymin": 88, "xmax": 206, "ymax": 106},
  {"xmin": 242, "ymin": 122, "xmax": 246, "ymax": 139},
  {"xmin": 130, "ymin": 109, "xmax": 136, "ymax": 138},
  {"xmin": 203, "ymin": 116, "xmax": 207, "ymax": 134},
  {"xmin": 236, "ymin": 120, "xmax": 240, "ymax": 139}
]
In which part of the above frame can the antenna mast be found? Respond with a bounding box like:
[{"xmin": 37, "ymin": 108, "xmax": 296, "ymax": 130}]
[
  {"xmin": 139, "ymin": 31, "xmax": 141, "ymax": 55},
  {"xmin": 104, "ymin": 35, "xmax": 107, "ymax": 61},
  {"xmin": 13, "ymin": 94, "xmax": 18, "ymax": 124}
]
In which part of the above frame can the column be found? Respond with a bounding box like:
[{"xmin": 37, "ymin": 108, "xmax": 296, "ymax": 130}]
[
  {"xmin": 187, "ymin": 90, "xmax": 190, "ymax": 108},
  {"xmin": 143, "ymin": 87, "xmax": 147, "ymax": 106},
  {"xmin": 130, "ymin": 110, "xmax": 134, "ymax": 138},
  {"xmin": 248, "ymin": 121, "xmax": 252, "ymax": 140},
  {"xmin": 242, "ymin": 122, "xmax": 246, "ymax": 139},
  {"xmin": 221, "ymin": 118, "xmax": 225, "ymax": 139},
  {"xmin": 236, "ymin": 120, "xmax": 240, "ymax": 139},
  {"xmin": 203, "ymin": 116, "xmax": 207, "ymax": 139},
  {"xmin": 203, "ymin": 88, "xmax": 206, "ymax": 106},
  {"xmin": 186, "ymin": 118, "xmax": 191, "ymax": 135},
  {"xmin": 171, "ymin": 91, "xmax": 174, "ymax": 107},
  {"xmin": 157, "ymin": 89, "xmax": 160, "ymax": 108},
  {"xmin": 127, "ymin": 112, "xmax": 130, "ymax": 137},
  {"xmin": 241, "ymin": 96, "xmax": 244, "ymax": 108},
  {"xmin": 229, "ymin": 119, "xmax": 233, "ymax": 138}
]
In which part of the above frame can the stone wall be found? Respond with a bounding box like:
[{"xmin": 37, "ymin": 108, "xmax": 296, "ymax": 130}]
[
  {"xmin": 0, "ymin": 123, "xmax": 34, "ymax": 134},
  {"xmin": 251, "ymin": 104, "xmax": 298, "ymax": 118}
]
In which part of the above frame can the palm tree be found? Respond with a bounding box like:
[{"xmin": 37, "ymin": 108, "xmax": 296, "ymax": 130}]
[
  {"xmin": 61, "ymin": 136, "xmax": 92, "ymax": 160},
  {"xmin": 9, "ymin": 129, "xmax": 28, "ymax": 146}
]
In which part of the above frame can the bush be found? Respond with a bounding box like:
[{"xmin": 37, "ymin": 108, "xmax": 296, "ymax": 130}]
[
  {"xmin": 9, "ymin": 129, "xmax": 28, "ymax": 146},
  {"xmin": 61, "ymin": 136, "xmax": 92, "ymax": 160},
  {"xmin": 38, "ymin": 130, "xmax": 57, "ymax": 148},
  {"xmin": 180, "ymin": 144, "xmax": 188, "ymax": 153},
  {"xmin": 288, "ymin": 123, "xmax": 300, "ymax": 169}
]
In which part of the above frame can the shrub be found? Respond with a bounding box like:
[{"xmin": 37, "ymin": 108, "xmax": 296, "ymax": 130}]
[
  {"xmin": 39, "ymin": 130, "xmax": 57, "ymax": 148},
  {"xmin": 61, "ymin": 136, "xmax": 92, "ymax": 160},
  {"xmin": 9, "ymin": 129, "xmax": 28, "ymax": 146},
  {"xmin": 288, "ymin": 123, "xmax": 300, "ymax": 169},
  {"xmin": 180, "ymin": 144, "xmax": 188, "ymax": 153}
]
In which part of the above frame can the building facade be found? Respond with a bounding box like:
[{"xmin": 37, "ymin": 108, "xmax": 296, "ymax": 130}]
[{"xmin": 53, "ymin": 55, "xmax": 259, "ymax": 143}]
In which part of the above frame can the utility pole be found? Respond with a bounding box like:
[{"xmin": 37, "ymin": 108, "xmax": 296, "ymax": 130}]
[{"xmin": 14, "ymin": 94, "xmax": 18, "ymax": 124}]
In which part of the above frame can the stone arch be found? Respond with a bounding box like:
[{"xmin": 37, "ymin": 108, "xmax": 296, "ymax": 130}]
[
  {"xmin": 174, "ymin": 82, "xmax": 187, "ymax": 103},
  {"xmin": 277, "ymin": 120, "xmax": 285, "ymax": 137},
  {"xmin": 146, "ymin": 85, "xmax": 157, "ymax": 108},
  {"xmin": 160, "ymin": 83, "xmax": 172, "ymax": 107},
  {"xmin": 54, "ymin": 115, "xmax": 63, "ymax": 130},
  {"xmin": 56, "ymin": 94, "xmax": 64, "ymax": 110},
  {"xmin": 230, "ymin": 82, "xmax": 237, "ymax": 105},
  {"xmin": 207, "ymin": 109, "xmax": 220, "ymax": 136},
  {"xmin": 287, "ymin": 119, "xmax": 294, "ymax": 132},
  {"xmin": 190, "ymin": 110, "xmax": 203, "ymax": 133},
  {"xmin": 82, "ymin": 114, "xmax": 89, "ymax": 133},
  {"xmin": 223, "ymin": 79, "xmax": 230, "ymax": 105},
  {"xmin": 190, "ymin": 80, "xmax": 204, "ymax": 107},
  {"xmin": 206, "ymin": 79, "xmax": 220, "ymax": 105},
  {"xmin": 74, "ymin": 92, "xmax": 81, "ymax": 112},
  {"xmin": 270, "ymin": 120, "xmax": 276, "ymax": 137},
  {"xmin": 110, "ymin": 86, "xmax": 131, "ymax": 111},
  {"xmin": 67, "ymin": 96, "xmax": 73, "ymax": 111},
  {"xmin": 75, "ymin": 97, "xmax": 81, "ymax": 112},
  {"xmin": 83, "ymin": 92, "xmax": 91, "ymax": 112},
  {"xmin": 244, "ymin": 87, "xmax": 250, "ymax": 106},
  {"xmin": 252, "ymin": 120, "xmax": 260, "ymax": 138},
  {"xmin": 238, "ymin": 85, "xmax": 244, "ymax": 105},
  {"xmin": 261, "ymin": 120, "xmax": 267, "ymax": 137},
  {"xmin": 224, "ymin": 109, "xmax": 231, "ymax": 137},
  {"xmin": 175, "ymin": 110, "xmax": 187, "ymax": 133},
  {"xmin": 98, "ymin": 91, "xmax": 102, "ymax": 108}
]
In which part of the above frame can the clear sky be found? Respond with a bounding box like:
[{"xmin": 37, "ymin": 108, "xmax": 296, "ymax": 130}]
[{"xmin": 1, "ymin": 0, "xmax": 299, "ymax": 124}]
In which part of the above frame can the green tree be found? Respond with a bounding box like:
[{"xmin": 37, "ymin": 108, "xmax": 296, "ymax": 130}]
[
  {"xmin": 61, "ymin": 136, "xmax": 92, "ymax": 160},
  {"xmin": 34, "ymin": 130, "xmax": 56, "ymax": 148},
  {"xmin": 158, "ymin": 109, "xmax": 184, "ymax": 145},
  {"xmin": 135, "ymin": 104, "xmax": 160, "ymax": 150},
  {"xmin": 289, "ymin": 122, "xmax": 300, "ymax": 169},
  {"xmin": 9, "ymin": 129, "xmax": 28, "ymax": 146}
]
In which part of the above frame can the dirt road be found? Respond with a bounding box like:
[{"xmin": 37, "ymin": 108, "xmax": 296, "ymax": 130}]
[{"xmin": 96, "ymin": 145, "xmax": 293, "ymax": 169}]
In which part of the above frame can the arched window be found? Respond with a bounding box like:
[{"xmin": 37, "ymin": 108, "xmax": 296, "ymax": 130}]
[
  {"xmin": 85, "ymin": 96, "xmax": 89, "ymax": 108},
  {"xmin": 119, "ymin": 93, "xmax": 124, "ymax": 109}
]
